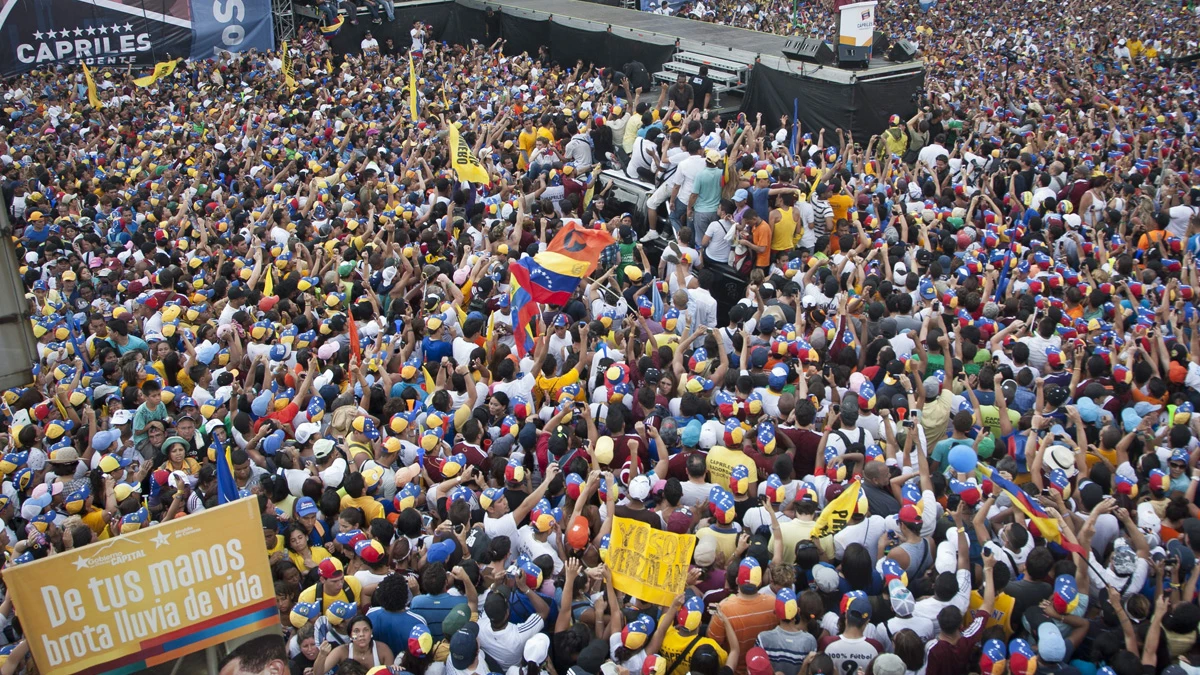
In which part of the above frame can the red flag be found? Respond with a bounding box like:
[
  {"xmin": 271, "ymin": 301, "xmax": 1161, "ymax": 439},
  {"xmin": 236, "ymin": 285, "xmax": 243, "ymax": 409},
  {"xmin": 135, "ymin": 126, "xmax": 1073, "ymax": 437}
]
[{"xmin": 348, "ymin": 316, "xmax": 361, "ymax": 365}]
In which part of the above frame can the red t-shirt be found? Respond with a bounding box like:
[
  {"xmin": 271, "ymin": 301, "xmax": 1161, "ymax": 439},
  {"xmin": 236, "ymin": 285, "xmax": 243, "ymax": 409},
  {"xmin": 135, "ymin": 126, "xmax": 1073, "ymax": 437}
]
[
  {"xmin": 253, "ymin": 402, "xmax": 300, "ymax": 435},
  {"xmin": 925, "ymin": 610, "xmax": 989, "ymax": 675}
]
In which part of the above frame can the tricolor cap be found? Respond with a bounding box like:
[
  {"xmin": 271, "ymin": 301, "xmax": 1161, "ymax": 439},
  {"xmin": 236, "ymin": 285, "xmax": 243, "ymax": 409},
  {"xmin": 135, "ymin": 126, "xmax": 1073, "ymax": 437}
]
[
  {"xmin": 763, "ymin": 474, "xmax": 785, "ymax": 504},
  {"xmin": 565, "ymin": 473, "xmax": 585, "ymax": 500},
  {"xmin": 335, "ymin": 529, "xmax": 367, "ymax": 548},
  {"xmin": 505, "ymin": 458, "xmax": 526, "ymax": 483},
  {"xmin": 949, "ymin": 478, "xmax": 982, "ymax": 506},
  {"xmin": 643, "ymin": 655, "xmax": 667, "ymax": 675},
  {"xmin": 796, "ymin": 481, "xmax": 819, "ymax": 504},
  {"xmin": 355, "ymin": 539, "xmax": 386, "ymax": 564},
  {"xmin": 709, "ymin": 486, "xmax": 736, "ymax": 524},
  {"xmin": 119, "ymin": 507, "xmax": 149, "ymax": 533},
  {"xmin": 289, "ymin": 601, "xmax": 321, "ymax": 628},
  {"xmin": 408, "ymin": 623, "xmax": 433, "ymax": 657},
  {"xmin": 840, "ymin": 590, "xmax": 867, "ymax": 616},
  {"xmin": 980, "ymin": 639, "xmax": 1007, "ymax": 675},
  {"xmin": 723, "ymin": 418, "xmax": 746, "ymax": 447},
  {"xmin": 0, "ymin": 452, "xmax": 27, "ymax": 475},
  {"xmin": 737, "ymin": 557, "xmax": 763, "ymax": 589},
  {"xmin": 676, "ymin": 592, "xmax": 704, "ymax": 630},
  {"xmin": 774, "ymin": 586, "xmax": 798, "ymax": 620},
  {"xmin": 519, "ymin": 556, "xmax": 543, "ymax": 589},
  {"xmin": 1114, "ymin": 473, "xmax": 1138, "ymax": 498},
  {"xmin": 441, "ymin": 452, "xmax": 466, "ymax": 478},
  {"xmin": 480, "ymin": 487, "xmax": 506, "ymax": 510},
  {"xmin": 1008, "ymin": 639, "xmax": 1037, "ymax": 675},
  {"xmin": 394, "ymin": 482, "xmax": 421, "ymax": 511},
  {"xmin": 448, "ymin": 485, "xmax": 474, "ymax": 504},
  {"xmin": 326, "ymin": 600, "xmax": 357, "ymax": 626},
  {"xmin": 880, "ymin": 557, "xmax": 908, "ymax": 586},
  {"xmin": 757, "ymin": 421, "xmax": 776, "ymax": 454},
  {"xmin": 318, "ymin": 557, "xmax": 345, "ymax": 579},
  {"xmin": 64, "ymin": 482, "xmax": 91, "ymax": 514},
  {"xmin": 901, "ymin": 481, "xmax": 921, "ymax": 506},
  {"xmin": 1149, "ymin": 468, "xmax": 1169, "ymax": 494},
  {"xmin": 1052, "ymin": 575, "xmax": 1079, "ymax": 615},
  {"xmin": 729, "ymin": 464, "xmax": 751, "ymax": 495},
  {"xmin": 622, "ymin": 614, "xmax": 655, "ymax": 650},
  {"xmin": 352, "ymin": 415, "xmax": 380, "ymax": 440}
]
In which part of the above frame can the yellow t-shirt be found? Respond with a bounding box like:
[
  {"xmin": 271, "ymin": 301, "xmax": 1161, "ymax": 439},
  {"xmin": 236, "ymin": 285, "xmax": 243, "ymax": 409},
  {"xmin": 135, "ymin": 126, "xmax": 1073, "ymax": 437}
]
[
  {"xmin": 518, "ymin": 129, "xmax": 537, "ymax": 169},
  {"xmin": 340, "ymin": 495, "xmax": 384, "ymax": 523},
  {"xmin": 536, "ymin": 368, "xmax": 580, "ymax": 407},
  {"xmin": 267, "ymin": 534, "xmax": 285, "ymax": 556},
  {"xmin": 153, "ymin": 362, "xmax": 196, "ymax": 394},
  {"xmin": 298, "ymin": 576, "xmax": 364, "ymax": 608},
  {"xmin": 81, "ymin": 508, "xmax": 108, "ymax": 535},
  {"xmin": 347, "ymin": 441, "xmax": 373, "ymax": 463},
  {"xmin": 289, "ymin": 545, "xmax": 332, "ymax": 573},
  {"xmin": 660, "ymin": 627, "xmax": 727, "ymax": 675},
  {"xmin": 829, "ymin": 193, "xmax": 854, "ymax": 223},
  {"xmin": 968, "ymin": 589, "xmax": 1015, "ymax": 637},
  {"xmin": 695, "ymin": 526, "xmax": 740, "ymax": 563}
]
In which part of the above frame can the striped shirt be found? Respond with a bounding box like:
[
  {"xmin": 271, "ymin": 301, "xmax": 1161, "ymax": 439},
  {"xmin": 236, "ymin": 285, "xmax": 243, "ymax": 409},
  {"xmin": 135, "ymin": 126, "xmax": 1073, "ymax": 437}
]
[
  {"xmin": 707, "ymin": 593, "xmax": 780, "ymax": 675},
  {"xmin": 810, "ymin": 197, "xmax": 833, "ymax": 237},
  {"xmin": 755, "ymin": 627, "xmax": 816, "ymax": 675}
]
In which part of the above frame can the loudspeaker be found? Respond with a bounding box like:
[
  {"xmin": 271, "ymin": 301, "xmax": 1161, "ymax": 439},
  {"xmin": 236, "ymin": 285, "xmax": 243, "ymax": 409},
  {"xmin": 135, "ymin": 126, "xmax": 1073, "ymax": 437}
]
[
  {"xmin": 782, "ymin": 37, "xmax": 835, "ymax": 65},
  {"xmin": 838, "ymin": 44, "xmax": 870, "ymax": 69},
  {"xmin": 871, "ymin": 30, "xmax": 890, "ymax": 57},
  {"xmin": 886, "ymin": 39, "xmax": 917, "ymax": 63}
]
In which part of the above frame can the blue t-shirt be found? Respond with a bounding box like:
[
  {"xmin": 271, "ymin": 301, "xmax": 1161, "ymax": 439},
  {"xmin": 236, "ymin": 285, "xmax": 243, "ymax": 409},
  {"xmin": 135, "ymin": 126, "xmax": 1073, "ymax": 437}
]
[
  {"xmin": 422, "ymin": 337, "xmax": 453, "ymax": 365},
  {"xmin": 366, "ymin": 607, "xmax": 428, "ymax": 656},
  {"xmin": 410, "ymin": 592, "xmax": 467, "ymax": 640}
]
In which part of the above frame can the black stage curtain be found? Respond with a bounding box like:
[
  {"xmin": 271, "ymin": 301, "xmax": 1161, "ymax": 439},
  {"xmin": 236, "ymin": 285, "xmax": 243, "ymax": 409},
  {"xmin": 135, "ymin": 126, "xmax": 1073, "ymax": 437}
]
[
  {"xmin": 327, "ymin": 3, "xmax": 673, "ymax": 76},
  {"xmin": 740, "ymin": 61, "xmax": 924, "ymax": 140}
]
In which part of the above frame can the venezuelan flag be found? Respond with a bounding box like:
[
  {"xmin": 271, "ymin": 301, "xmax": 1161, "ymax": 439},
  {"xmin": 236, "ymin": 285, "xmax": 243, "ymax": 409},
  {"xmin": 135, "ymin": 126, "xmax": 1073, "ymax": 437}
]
[
  {"xmin": 511, "ymin": 255, "xmax": 584, "ymax": 306},
  {"xmin": 320, "ymin": 15, "xmax": 344, "ymax": 39},
  {"xmin": 978, "ymin": 465, "xmax": 1083, "ymax": 554},
  {"xmin": 508, "ymin": 267, "xmax": 538, "ymax": 358}
]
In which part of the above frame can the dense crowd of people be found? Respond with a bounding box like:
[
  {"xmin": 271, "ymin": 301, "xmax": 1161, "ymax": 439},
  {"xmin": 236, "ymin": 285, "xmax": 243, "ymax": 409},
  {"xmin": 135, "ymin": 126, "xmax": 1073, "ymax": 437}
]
[{"xmin": 2, "ymin": 0, "xmax": 1200, "ymax": 672}]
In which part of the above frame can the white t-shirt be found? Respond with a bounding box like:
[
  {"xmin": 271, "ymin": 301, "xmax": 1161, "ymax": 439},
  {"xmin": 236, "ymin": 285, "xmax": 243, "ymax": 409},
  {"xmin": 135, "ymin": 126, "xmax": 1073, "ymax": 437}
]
[
  {"xmin": 1168, "ymin": 204, "xmax": 1197, "ymax": 238},
  {"xmin": 478, "ymin": 614, "xmax": 545, "ymax": 669},
  {"xmin": 361, "ymin": 37, "xmax": 379, "ymax": 53},
  {"xmin": 703, "ymin": 218, "xmax": 734, "ymax": 263},
  {"xmin": 453, "ymin": 337, "xmax": 478, "ymax": 366},
  {"xmin": 411, "ymin": 28, "xmax": 426, "ymax": 51},
  {"xmin": 517, "ymin": 526, "xmax": 563, "ymax": 574},
  {"xmin": 484, "ymin": 512, "xmax": 519, "ymax": 540}
]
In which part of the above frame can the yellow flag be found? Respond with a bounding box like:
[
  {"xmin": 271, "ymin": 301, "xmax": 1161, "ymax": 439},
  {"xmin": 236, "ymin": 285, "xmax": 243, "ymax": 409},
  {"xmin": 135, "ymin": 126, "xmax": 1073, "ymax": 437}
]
[
  {"xmin": 447, "ymin": 122, "xmax": 491, "ymax": 184},
  {"xmin": 811, "ymin": 479, "xmax": 863, "ymax": 538},
  {"xmin": 326, "ymin": 59, "xmax": 334, "ymax": 75},
  {"xmin": 408, "ymin": 52, "xmax": 419, "ymax": 122},
  {"xmin": 81, "ymin": 62, "xmax": 102, "ymax": 109},
  {"xmin": 281, "ymin": 42, "xmax": 297, "ymax": 91},
  {"xmin": 263, "ymin": 267, "xmax": 274, "ymax": 297},
  {"xmin": 133, "ymin": 59, "xmax": 178, "ymax": 88},
  {"xmin": 441, "ymin": 82, "xmax": 450, "ymax": 109}
]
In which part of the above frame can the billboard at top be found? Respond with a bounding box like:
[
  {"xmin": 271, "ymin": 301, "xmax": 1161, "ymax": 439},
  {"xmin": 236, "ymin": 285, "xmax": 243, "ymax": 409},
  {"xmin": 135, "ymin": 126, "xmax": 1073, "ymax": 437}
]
[{"xmin": 0, "ymin": 0, "xmax": 274, "ymax": 78}]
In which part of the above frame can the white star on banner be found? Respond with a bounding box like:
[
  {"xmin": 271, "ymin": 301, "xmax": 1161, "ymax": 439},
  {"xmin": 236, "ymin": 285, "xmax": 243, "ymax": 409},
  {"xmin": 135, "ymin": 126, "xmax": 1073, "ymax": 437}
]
[
  {"xmin": 74, "ymin": 27, "xmax": 84, "ymax": 36},
  {"xmin": 124, "ymin": 22, "xmax": 133, "ymax": 32},
  {"xmin": 73, "ymin": 555, "xmax": 88, "ymax": 570},
  {"xmin": 33, "ymin": 30, "xmax": 43, "ymax": 39},
  {"xmin": 109, "ymin": 24, "xmax": 121, "ymax": 33},
  {"xmin": 46, "ymin": 29, "xmax": 57, "ymax": 39},
  {"xmin": 98, "ymin": 24, "xmax": 108, "ymax": 34},
  {"xmin": 85, "ymin": 25, "xmax": 96, "ymax": 35},
  {"xmin": 151, "ymin": 531, "xmax": 171, "ymax": 548}
]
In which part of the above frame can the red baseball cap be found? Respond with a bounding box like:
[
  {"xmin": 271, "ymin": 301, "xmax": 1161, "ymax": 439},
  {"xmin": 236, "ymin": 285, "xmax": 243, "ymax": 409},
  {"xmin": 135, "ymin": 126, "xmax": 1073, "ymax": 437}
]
[
  {"xmin": 746, "ymin": 647, "xmax": 773, "ymax": 675},
  {"xmin": 898, "ymin": 504, "xmax": 921, "ymax": 525}
]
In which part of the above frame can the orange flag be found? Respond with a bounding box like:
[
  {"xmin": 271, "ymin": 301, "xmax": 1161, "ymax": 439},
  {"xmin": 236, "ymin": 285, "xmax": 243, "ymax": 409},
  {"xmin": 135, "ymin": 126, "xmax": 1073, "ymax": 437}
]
[{"xmin": 545, "ymin": 222, "xmax": 616, "ymax": 277}]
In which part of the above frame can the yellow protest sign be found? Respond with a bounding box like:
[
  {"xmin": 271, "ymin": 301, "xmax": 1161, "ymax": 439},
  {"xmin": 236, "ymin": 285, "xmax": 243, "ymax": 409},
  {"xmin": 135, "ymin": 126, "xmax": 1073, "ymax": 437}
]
[
  {"xmin": 608, "ymin": 517, "xmax": 696, "ymax": 606},
  {"xmin": 6, "ymin": 498, "xmax": 278, "ymax": 675},
  {"xmin": 447, "ymin": 121, "xmax": 491, "ymax": 184},
  {"xmin": 705, "ymin": 445, "xmax": 757, "ymax": 492},
  {"xmin": 408, "ymin": 52, "xmax": 419, "ymax": 122},
  {"xmin": 281, "ymin": 42, "xmax": 297, "ymax": 91},
  {"xmin": 811, "ymin": 479, "xmax": 862, "ymax": 538}
]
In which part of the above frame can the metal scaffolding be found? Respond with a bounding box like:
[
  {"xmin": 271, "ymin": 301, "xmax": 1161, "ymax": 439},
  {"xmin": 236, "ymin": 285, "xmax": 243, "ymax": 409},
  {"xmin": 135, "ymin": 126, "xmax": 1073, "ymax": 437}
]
[{"xmin": 273, "ymin": 0, "xmax": 296, "ymax": 43}]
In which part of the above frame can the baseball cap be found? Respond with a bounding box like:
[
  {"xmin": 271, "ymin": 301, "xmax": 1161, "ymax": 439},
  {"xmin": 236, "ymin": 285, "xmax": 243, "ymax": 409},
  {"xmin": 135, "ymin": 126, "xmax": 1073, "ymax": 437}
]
[
  {"xmin": 317, "ymin": 558, "xmax": 344, "ymax": 579},
  {"xmin": 746, "ymin": 647, "xmax": 773, "ymax": 675},
  {"xmin": 449, "ymin": 626, "xmax": 480, "ymax": 670},
  {"xmin": 295, "ymin": 497, "xmax": 318, "ymax": 517},
  {"xmin": 847, "ymin": 595, "xmax": 871, "ymax": 621},
  {"xmin": 628, "ymin": 475, "xmax": 651, "ymax": 501}
]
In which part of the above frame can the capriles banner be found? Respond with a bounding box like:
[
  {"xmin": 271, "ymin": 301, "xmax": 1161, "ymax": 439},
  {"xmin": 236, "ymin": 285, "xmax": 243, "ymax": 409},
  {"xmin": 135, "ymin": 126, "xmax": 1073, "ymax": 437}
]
[
  {"xmin": 6, "ymin": 498, "xmax": 278, "ymax": 675},
  {"xmin": 0, "ymin": 0, "xmax": 274, "ymax": 78},
  {"xmin": 608, "ymin": 517, "xmax": 696, "ymax": 606}
]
